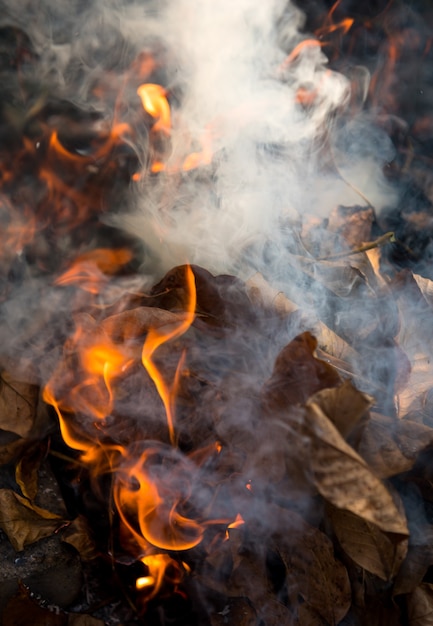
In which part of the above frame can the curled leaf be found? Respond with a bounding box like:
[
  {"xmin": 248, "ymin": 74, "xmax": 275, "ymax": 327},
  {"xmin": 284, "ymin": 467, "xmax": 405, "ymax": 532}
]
[{"xmin": 0, "ymin": 489, "xmax": 62, "ymax": 551}]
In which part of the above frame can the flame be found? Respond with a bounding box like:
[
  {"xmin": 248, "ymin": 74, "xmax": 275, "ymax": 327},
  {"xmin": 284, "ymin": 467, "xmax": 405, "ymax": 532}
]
[
  {"xmin": 141, "ymin": 264, "xmax": 196, "ymax": 445},
  {"xmin": 136, "ymin": 84, "xmax": 213, "ymax": 174},
  {"xmin": 54, "ymin": 248, "xmax": 133, "ymax": 293},
  {"xmin": 114, "ymin": 444, "xmax": 205, "ymax": 552},
  {"xmin": 228, "ymin": 513, "xmax": 245, "ymax": 530},
  {"xmin": 136, "ymin": 554, "xmax": 188, "ymax": 600},
  {"xmin": 137, "ymin": 83, "xmax": 171, "ymax": 134},
  {"xmin": 43, "ymin": 264, "xmax": 209, "ymax": 597}
]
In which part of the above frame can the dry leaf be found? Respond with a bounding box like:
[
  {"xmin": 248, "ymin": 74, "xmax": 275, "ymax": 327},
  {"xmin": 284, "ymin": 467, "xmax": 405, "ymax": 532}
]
[
  {"xmin": 263, "ymin": 332, "xmax": 341, "ymax": 410},
  {"xmin": 393, "ymin": 272, "xmax": 433, "ymax": 417},
  {"xmin": 412, "ymin": 273, "xmax": 433, "ymax": 309},
  {"xmin": 100, "ymin": 307, "xmax": 188, "ymax": 341},
  {"xmin": 278, "ymin": 513, "xmax": 351, "ymax": 625},
  {"xmin": 328, "ymin": 506, "xmax": 408, "ymax": 580},
  {"xmin": 246, "ymin": 272, "xmax": 299, "ymax": 316},
  {"xmin": 0, "ymin": 373, "xmax": 39, "ymax": 438},
  {"xmin": 61, "ymin": 515, "xmax": 98, "ymax": 561},
  {"xmin": 304, "ymin": 404, "xmax": 409, "ymax": 535},
  {"xmin": 2, "ymin": 585, "xmax": 66, "ymax": 626},
  {"xmin": 67, "ymin": 615, "xmax": 105, "ymax": 626},
  {"xmin": 210, "ymin": 598, "xmax": 257, "ymax": 626},
  {"xmin": 357, "ymin": 413, "xmax": 433, "ymax": 479},
  {"xmin": 407, "ymin": 583, "xmax": 433, "ymax": 625},
  {"xmin": 0, "ymin": 434, "xmax": 30, "ymax": 466},
  {"xmin": 308, "ymin": 380, "xmax": 373, "ymax": 438},
  {"xmin": 0, "ymin": 489, "xmax": 62, "ymax": 551},
  {"xmin": 15, "ymin": 444, "xmax": 46, "ymax": 501}
]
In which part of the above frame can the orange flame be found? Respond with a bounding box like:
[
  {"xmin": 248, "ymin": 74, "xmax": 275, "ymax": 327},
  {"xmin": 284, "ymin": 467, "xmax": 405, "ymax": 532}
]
[
  {"xmin": 114, "ymin": 445, "xmax": 205, "ymax": 552},
  {"xmin": 137, "ymin": 83, "xmax": 171, "ymax": 134},
  {"xmin": 141, "ymin": 265, "xmax": 196, "ymax": 445},
  {"xmin": 136, "ymin": 84, "xmax": 213, "ymax": 174},
  {"xmin": 136, "ymin": 554, "xmax": 188, "ymax": 600},
  {"xmin": 55, "ymin": 248, "xmax": 133, "ymax": 293}
]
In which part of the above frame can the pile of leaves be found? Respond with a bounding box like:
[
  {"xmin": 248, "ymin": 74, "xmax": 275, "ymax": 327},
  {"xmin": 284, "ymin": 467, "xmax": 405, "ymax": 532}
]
[{"xmin": 2, "ymin": 205, "xmax": 433, "ymax": 625}]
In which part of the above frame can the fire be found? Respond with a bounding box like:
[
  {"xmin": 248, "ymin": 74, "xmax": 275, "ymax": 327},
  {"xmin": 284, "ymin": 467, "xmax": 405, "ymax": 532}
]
[
  {"xmin": 136, "ymin": 83, "xmax": 213, "ymax": 174},
  {"xmin": 43, "ymin": 262, "xmax": 214, "ymax": 602},
  {"xmin": 54, "ymin": 248, "xmax": 133, "ymax": 293},
  {"xmin": 141, "ymin": 264, "xmax": 196, "ymax": 445},
  {"xmin": 136, "ymin": 554, "xmax": 189, "ymax": 600}
]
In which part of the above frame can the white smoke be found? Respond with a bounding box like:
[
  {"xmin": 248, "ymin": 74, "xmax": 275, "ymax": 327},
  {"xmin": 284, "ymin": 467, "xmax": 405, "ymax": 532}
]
[{"xmin": 119, "ymin": 0, "xmax": 397, "ymax": 279}]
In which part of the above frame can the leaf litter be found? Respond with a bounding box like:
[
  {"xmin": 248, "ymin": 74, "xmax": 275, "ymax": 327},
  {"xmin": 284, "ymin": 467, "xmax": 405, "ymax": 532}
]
[{"xmin": 3, "ymin": 208, "xmax": 433, "ymax": 625}]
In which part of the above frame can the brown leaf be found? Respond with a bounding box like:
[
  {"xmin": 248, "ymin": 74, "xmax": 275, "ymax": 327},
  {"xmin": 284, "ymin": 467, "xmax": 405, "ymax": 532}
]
[
  {"xmin": 246, "ymin": 272, "xmax": 299, "ymax": 316},
  {"xmin": 278, "ymin": 512, "xmax": 351, "ymax": 625},
  {"xmin": 412, "ymin": 273, "xmax": 433, "ymax": 310},
  {"xmin": 357, "ymin": 413, "xmax": 433, "ymax": 479},
  {"xmin": 15, "ymin": 444, "xmax": 46, "ymax": 501},
  {"xmin": 393, "ymin": 272, "xmax": 433, "ymax": 417},
  {"xmin": 327, "ymin": 205, "xmax": 374, "ymax": 248},
  {"xmin": 2, "ymin": 584, "xmax": 66, "ymax": 626},
  {"xmin": 308, "ymin": 380, "xmax": 373, "ymax": 438},
  {"xmin": 407, "ymin": 583, "xmax": 433, "ymax": 625},
  {"xmin": 263, "ymin": 332, "xmax": 341, "ymax": 409},
  {"xmin": 0, "ymin": 433, "xmax": 30, "ymax": 466},
  {"xmin": 0, "ymin": 373, "xmax": 39, "ymax": 438},
  {"xmin": 100, "ymin": 307, "xmax": 188, "ymax": 341},
  {"xmin": 62, "ymin": 515, "xmax": 98, "ymax": 561},
  {"xmin": 393, "ymin": 525, "xmax": 433, "ymax": 596},
  {"xmin": 150, "ymin": 264, "xmax": 256, "ymax": 331},
  {"xmin": 210, "ymin": 598, "xmax": 257, "ymax": 626},
  {"xmin": 0, "ymin": 489, "xmax": 62, "ymax": 551},
  {"xmin": 328, "ymin": 506, "xmax": 408, "ymax": 580},
  {"xmin": 304, "ymin": 404, "xmax": 409, "ymax": 535},
  {"xmin": 67, "ymin": 615, "xmax": 105, "ymax": 626}
]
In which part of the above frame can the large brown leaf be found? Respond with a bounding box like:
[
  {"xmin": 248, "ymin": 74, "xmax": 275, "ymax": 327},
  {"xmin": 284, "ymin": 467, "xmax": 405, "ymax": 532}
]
[
  {"xmin": 308, "ymin": 380, "xmax": 373, "ymax": 438},
  {"xmin": 0, "ymin": 489, "xmax": 62, "ymax": 551},
  {"xmin": 407, "ymin": 583, "xmax": 433, "ymax": 625},
  {"xmin": 100, "ymin": 307, "xmax": 187, "ymax": 341},
  {"xmin": 263, "ymin": 332, "xmax": 341, "ymax": 410},
  {"xmin": 0, "ymin": 373, "xmax": 39, "ymax": 438},
  {"xmin": 278, "ymin": 511, "xmax": 351, "ymax": 625},
  {"xmin": 304, "ymin": 404, "xmax": 409, "ymax": 536},
  {"xmin": 328, "ymin": 506, "xmax": 408, "ymax": 580},
  {"xmin": 356, "ymin": 413, "xmax": 433, "ymax": 479}
]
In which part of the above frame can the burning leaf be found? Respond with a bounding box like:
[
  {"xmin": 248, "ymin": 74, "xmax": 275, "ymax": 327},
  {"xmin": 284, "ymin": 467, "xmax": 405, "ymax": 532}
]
[
  {"xmin": 308, "ymin": 379, "xmax": 373, "ymax": 438},
  {"xmin": 407, "ymin": 583, "xmax": 433, "ymax": 625},
  {"xmin": 304, "ymin": 404, "xmax": 409, "ymax": 536},
  {"xmin": 356, "ymin": 413, "xmax": 433, "ymax": 479},
  {"xmin": 277, "ymin": 511, "xmax": 351, "ymax": 625},
  {"xmin": 100, "ymin": 307, "xmax": 188, "ymax": 341},
  {"xmin": 0, "ymin": 489, "xmax": 62, "ymax": 551},
  {"xmin": 150, "ymin": 265, "xmax": 256, "ymax": 331},
  {"xmin": 0, "ymin": 373, "xmax": 39, "ymax": 438},
  {"xmin": 328, "ymin": 506, "xmax": 408, "ymax": 580}
]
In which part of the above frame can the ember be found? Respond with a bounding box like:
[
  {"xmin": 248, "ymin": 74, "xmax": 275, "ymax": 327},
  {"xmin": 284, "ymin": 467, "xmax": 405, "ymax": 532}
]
[{"xmin": 1, "ymin": 0, "xmax": 433, "ymax": 625}]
